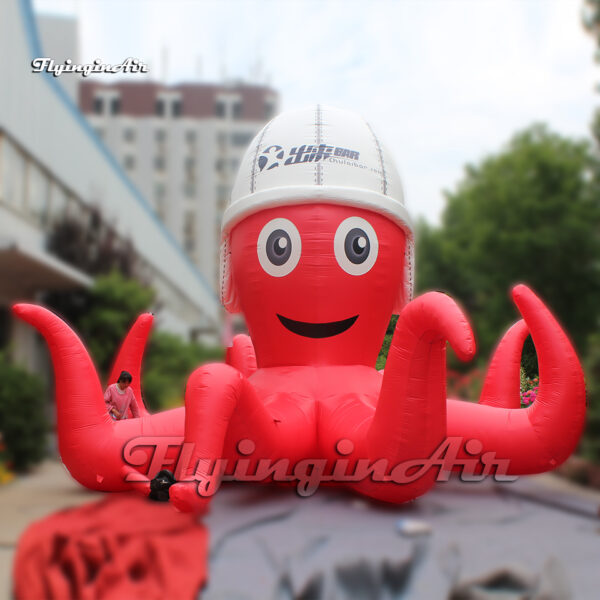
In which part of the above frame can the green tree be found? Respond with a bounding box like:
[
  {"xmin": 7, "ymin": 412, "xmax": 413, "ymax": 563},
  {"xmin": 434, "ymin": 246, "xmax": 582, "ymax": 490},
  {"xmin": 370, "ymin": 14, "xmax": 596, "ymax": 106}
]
[
  {"xmin": 78, "ymin": 271, "xmax": 155, "ymax": 376},
  {"xmin": 581, "ymin": 1, "xmax": 600, "ymax": 464},
  {"xmin": 68, "ymin": 271, "xmax": 223, "ymax": 411},
  {"xmin": 143, "ymin": 332, "xmax": 223, "ymax": 411},
  {"xmin": 0, "ymin": 354, "xmax": 48, "ymax": 472},
  {"xmin": 376, "ymin": 315, "xmax": 397, "ymax": 370},
  {"xmin": 581, "ymin": 331, "xmax": 600, "ymax": 461},
  {"xmin": 416, "ymin": 125, "xmax": 600, "ymax": 367}
]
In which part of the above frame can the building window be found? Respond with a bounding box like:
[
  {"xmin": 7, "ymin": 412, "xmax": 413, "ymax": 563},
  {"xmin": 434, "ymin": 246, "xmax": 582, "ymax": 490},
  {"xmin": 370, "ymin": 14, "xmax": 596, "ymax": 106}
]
[
  {"xmin": 217, "ymin": 185, "xmax": 230, "ymax": 208},
  {"xmin": 93, "ymin": 97, "xmax": 103, "ymax": 114},
  {"xmin": 94, "ymin": 127, "xmax": 104, "ymax": 140},
  {"xmin": 48, "ymin": 182, "xmax": 68, "ymax": 223},
  {"xmin": 155, "ymin": 99, "xmax": 165, "ymax": 117},
  {"xmin": 124, "ymin": 155, "xmax": 135, "ymax": 170},
  {"xmin": 230, "ymin": 158, "xmax": 239, "ymax": 173},
  {"xmin": 154, "ymin": 183, "xmax": 166, "ymax": 219},
  {"xmin": 110, "ymin": 98, "xmax": 121, "ymax": 115},
  {"xmin": 155, "ymin": 129, "xmax": 166, "ymax": 143},
  {"xmin": 123, "ymin": 128, "xmax": 135, "ymax": 142},
  {"xmin": 185, "ymin": 157, "xmax": 195, "ymax": 172},
  {"xmin": 183, "ymin": 210, "xmax": 196, "ymax": 253},
  {"xmin": 264, "ymin": 101, "xmax": 275, "ymax": 119},
  {"xmin": 215, "ymin": 100, "xmax": 226, "ymax": 118},
  {"xmin": 172, "ymin": 100, "xmax": 182, "ymax": 117},
  {"xmin": 155, "ymin": 199, "xmax": 166, "ymax": 221},
  {"xmin": 27, "ymin": 162, "xmax": 50, "ymax": 225},
  {"xmin": 184, "ymin": 182, "xmax": 196, "ymax": 197},
  {"xmin": 232, "ymin": 101, "xmax": 242, "ymax": 120},
  {"xmin": 154, "ymin": 156, "xmax": 166, "ymax": 171},
  {"xmin": 215, "ymin": 158, "xmax": 225, "ymax": 172},
  {"xmin": 154, "ymin": 182, "xmax": 166, "ymax": 199},
  {"xmin": 185, "ymin": 130, "xmax": 196, "ymax": 144},
  {"xmin": 1, "ymin": 139, "xmax": 26, "ymax": 211},
  {"xmin": 231, "ymin": 132, "xmax": 253, "ymax": 147}
]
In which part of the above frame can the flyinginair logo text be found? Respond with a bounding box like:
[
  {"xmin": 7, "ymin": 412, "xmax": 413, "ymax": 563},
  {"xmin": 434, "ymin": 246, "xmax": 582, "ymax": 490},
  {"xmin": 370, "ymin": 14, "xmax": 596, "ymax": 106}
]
[
  {"xmin": 258, "ymin": 144, "xmax": 360, "ymax": 171},
  {"xmin": 31, "ymin": 57, "xmax": 148, "ymax": 78}
]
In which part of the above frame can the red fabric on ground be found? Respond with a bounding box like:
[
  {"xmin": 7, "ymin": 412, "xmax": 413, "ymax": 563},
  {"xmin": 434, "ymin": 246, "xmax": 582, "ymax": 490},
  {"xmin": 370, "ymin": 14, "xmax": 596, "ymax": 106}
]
[{"xmin": 13, "ymin": 495, "xmax": 208, "ymax": 600}]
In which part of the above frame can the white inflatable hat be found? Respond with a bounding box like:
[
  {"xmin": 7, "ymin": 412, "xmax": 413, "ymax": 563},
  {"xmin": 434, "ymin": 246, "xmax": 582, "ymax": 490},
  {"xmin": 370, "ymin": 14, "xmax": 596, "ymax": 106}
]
[{"xmin": 220, "ymin": 105, "xmax": 414, "ymax": 313}]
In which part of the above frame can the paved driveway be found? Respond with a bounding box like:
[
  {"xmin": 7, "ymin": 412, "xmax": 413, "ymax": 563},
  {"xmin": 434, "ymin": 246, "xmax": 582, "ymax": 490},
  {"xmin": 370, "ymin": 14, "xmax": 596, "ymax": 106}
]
[{"xmin": 1, "ymin": 461, "xmax": 599, "ymax": 599}]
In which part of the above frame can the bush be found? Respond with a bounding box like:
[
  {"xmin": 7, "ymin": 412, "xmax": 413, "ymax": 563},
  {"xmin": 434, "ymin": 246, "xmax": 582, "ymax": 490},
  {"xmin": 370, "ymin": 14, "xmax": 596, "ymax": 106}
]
[
  {"xmin": 0, "ymin": 354, "xmax": 48, "ymax": 472},
  {"xmin": 79, "ymin": 271, "xmax": 155, "ymax": 376},
  {"xmin": 520, "ymin": 367, "xmax": 539, "ymax": 408},
  {"xmin": 581, "ymin": 330, "xmax": 600, "ymax": 463},
  {"xmin": 50, "ymin": 270, "xmax": 224, "ymax": 413},
  {"xmin": 376, "ymin": 315, "xmax": 398, "ymax": 370},
  {"xmin": 143, "ymin": 332, "xmax": 224, "ymax": 411}
]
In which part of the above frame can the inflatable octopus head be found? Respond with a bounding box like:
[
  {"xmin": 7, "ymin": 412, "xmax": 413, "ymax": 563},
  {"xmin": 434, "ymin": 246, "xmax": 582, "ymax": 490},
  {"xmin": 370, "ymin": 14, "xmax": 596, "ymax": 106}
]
[{"xmin": 220, "ymin": 106, "xmax": 414, "ymax": 368}]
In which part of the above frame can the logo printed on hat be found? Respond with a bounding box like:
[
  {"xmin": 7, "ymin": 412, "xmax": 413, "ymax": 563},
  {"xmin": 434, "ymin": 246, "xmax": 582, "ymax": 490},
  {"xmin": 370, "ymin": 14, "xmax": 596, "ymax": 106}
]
[
  {"xmin": 258, "ymin": 145, "xmax": 284, "ymax": 171},
  {"xmin": 258, "ymin": 143, "xmax": 361, "ymax": 172}
]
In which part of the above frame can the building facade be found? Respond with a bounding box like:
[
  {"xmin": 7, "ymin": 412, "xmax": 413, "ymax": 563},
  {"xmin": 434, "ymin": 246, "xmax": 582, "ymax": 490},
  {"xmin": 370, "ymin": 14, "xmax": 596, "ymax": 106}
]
[
  {"xmin": 0, "ymin": 0, "xmax": 221, "ymax": 380},
  {"xmin": 79, "ymin": 81, "xmax": 278, "ymax": 288}
]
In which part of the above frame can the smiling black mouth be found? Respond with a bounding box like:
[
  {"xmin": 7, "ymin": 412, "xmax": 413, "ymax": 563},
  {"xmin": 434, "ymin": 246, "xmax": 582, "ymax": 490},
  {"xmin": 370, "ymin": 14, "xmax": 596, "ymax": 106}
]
[{"xmin": 276, "ymin": 314, "xmax": 358, "ymax": 338}]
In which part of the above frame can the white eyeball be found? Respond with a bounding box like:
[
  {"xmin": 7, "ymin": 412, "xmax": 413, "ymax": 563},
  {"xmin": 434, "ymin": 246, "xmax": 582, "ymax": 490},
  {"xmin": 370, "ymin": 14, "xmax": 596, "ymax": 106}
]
[
  {"xmin": 257, "ymin": 218, "xmax": 302, "ymax": 277},
  {"xmin": 334, "ymin": 216, "xmax": 379, "ymax": 275}
]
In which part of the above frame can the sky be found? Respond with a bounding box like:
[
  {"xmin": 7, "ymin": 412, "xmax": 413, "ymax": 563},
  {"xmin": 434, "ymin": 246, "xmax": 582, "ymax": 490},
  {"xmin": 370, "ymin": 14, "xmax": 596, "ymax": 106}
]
[{"xmin": 34, "ymin": 0, "xmax": 599, "ymax": 225}]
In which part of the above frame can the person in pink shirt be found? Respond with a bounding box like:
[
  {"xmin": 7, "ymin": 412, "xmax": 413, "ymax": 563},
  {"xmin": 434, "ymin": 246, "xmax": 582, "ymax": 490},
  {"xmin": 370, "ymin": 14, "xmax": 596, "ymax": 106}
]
[{"xmin": 104, "ymin": 371, "xmax": 141, "ymax": 420}]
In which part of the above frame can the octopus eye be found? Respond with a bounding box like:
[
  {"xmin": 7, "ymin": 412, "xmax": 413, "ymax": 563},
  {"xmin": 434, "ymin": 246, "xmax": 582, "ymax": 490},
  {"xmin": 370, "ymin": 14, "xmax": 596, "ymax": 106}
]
[
  {"xmin": 334, "ymin": 216, "xmax": 379, "ymax": 275},
  {"xmin": 257, "ymin": 218, "xmax": 301, "ymax": 276},
  {"xmin": 266, "ymin": 230, "xmax": 291, "ymax": 265}
]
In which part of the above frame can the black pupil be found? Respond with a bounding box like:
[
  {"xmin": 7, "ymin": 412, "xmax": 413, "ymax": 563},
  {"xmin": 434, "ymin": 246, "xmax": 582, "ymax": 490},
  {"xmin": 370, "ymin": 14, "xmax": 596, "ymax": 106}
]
[
  {"xmin": 345, "ymin": 228, "xmax": 370, "ymax": 264},
  {"xmin": 266, "ymin": 229, "xmax": 291, "ymax": 266}
]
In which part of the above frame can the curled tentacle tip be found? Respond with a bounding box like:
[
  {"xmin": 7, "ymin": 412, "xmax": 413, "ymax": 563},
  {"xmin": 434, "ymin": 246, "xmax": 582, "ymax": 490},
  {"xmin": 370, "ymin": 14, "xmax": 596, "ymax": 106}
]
[
  {"xmin": 120, "ymin": 466, "xmax": 151, "ymax": 496},
  {"xmin": 169, "ymin": 483, "xmax": 210, "ymax": 515},
  {"xmin": 11, "ymin": 303, "xmax": 51, "ymax": 325},
  {"xmin": 455, "ymin": 333, "xmax": 476, "ymax": 362},
  {"xmin": 511, "ymin": 283, "xmax": 534, "ymax": 301},
  {"xmin": 450, "ymin": 315, "xmax": 476, "ymax": 362},
  {"xmin": 134, "ymin": 313, "xmax": 154, "ymax": 328},
  {"xmin": 11, "ymin": 303, "xmax": 34, "ymax": 317}
]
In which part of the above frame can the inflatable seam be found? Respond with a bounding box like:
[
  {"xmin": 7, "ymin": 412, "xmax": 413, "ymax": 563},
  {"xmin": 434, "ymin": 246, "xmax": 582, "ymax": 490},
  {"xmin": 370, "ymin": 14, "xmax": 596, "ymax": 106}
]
[
  {"xmin": 250, "ymin": 122, "xmax": 270, "ymax": 194},
  {"xmin": 315, "ymin": 104, "xmax": 323, "ymax": 186},
  {"xmin": 366, "ymin": 121, "xmax": 387, "ymax": 196}
]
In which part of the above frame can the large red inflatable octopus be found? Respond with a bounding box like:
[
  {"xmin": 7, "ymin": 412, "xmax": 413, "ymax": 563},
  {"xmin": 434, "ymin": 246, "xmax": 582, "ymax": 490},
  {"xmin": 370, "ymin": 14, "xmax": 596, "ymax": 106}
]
[{"xmin": 13, "ymin": 106, "xmax": 586, "ymax": 513}]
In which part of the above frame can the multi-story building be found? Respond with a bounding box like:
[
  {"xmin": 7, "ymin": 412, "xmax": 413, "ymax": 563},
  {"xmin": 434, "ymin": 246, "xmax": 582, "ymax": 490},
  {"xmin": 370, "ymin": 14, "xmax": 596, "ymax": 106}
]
[
  {"xmin": 79, "ymin": 81, "xmax": 279, "ymax": 288},
  {"xmin": 0, "ymin": 1, "xmax": 221, "ymax": 380}
]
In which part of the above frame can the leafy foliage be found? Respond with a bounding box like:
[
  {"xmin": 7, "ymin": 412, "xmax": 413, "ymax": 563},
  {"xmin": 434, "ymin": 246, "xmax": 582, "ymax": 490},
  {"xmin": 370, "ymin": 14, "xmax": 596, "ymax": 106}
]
[
  {"xmin": 143, "ymin": 332, "xmax": 223, "ymax": 411},
  {"xmin": 376, "ymin": 315, "xmax": 398, "ymax": 370},
  {"xmin": 47, "ymin": 209, "xmax": 137, "ymax": 277},
  {"xmin": 416, "ymin": 125, "xmax": 600, "ymax": 370},
  {"xmin": 78, "ymin": 271, "xmax": 155, "ymax": 376},
  {"xmin": 582, "ymin": 331, "xmax": 600, "ymax": 462},
  {"xmin": 63, "ymin": 271, "xmax": 223, "ymax": 412},
  {"xmin": 0, "ymin": 354, "xmax": 48, "ymax": 472}
]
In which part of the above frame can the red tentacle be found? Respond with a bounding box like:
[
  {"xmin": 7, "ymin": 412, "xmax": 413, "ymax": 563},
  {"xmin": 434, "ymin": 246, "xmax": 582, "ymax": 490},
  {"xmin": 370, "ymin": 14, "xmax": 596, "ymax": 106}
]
[
  {"xmin": 12, "ymin": 304, "xmax": 114, "ymax": 488},
  {"xmin": 225, "ymin": 334, "xmax": 257, "ymax": 378},
  {"xmin": 11, "ymin": 304, "xmax": 186, "ymax": 491},
  {"xmin": 479, "ymin": 319, "xmax": 529, "ymax": 409},
  {"xmin": 447, "ymin": 285, "xmax": 586, "ymax": 474},
  {"xmin": 107, "ymin": 313, "xmax": 154, "ymax": 417},
  {"xmin": 168, "ymin": 363, "xmax": 278, "ymax": 513},
  {"xmin": 343, "ymin": 292, "xmax": 475, "ymax": 503}
]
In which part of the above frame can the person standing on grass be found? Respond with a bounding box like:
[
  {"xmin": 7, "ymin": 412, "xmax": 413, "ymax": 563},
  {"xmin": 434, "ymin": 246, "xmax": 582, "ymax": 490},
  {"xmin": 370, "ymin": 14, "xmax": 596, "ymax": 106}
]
[{"xmin": 104, "ymin": 370, "xmax": 141, "ymax": 420}]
